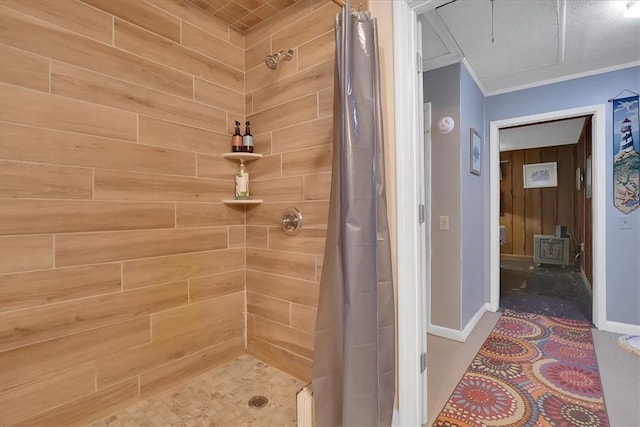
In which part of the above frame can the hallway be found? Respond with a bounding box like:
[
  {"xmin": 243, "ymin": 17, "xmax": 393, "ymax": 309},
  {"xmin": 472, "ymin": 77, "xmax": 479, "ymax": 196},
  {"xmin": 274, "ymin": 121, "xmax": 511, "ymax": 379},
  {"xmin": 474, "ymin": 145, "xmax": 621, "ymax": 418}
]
[{"xmin": 499, "ymin": 257, "xmax": 592, "ymax": 323}]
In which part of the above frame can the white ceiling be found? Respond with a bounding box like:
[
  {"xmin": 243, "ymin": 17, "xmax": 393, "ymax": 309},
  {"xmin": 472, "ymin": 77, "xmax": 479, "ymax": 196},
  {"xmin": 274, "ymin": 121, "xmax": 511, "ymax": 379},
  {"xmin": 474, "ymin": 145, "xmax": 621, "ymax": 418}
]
[
  {"xmin": 419, "ymin": 0, "xmax": 640, "ymax": 96},
  {"xmin": 499, "ymin": 117, "xmax": 586, "ymax": 152}
]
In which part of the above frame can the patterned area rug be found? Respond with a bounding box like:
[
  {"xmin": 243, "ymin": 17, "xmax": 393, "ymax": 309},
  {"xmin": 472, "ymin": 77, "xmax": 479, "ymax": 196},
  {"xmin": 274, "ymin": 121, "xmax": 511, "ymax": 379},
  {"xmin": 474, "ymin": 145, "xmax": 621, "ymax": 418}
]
[{"xmin": 433, "ymin": 310, "xmax": 609, "ymax": 427}]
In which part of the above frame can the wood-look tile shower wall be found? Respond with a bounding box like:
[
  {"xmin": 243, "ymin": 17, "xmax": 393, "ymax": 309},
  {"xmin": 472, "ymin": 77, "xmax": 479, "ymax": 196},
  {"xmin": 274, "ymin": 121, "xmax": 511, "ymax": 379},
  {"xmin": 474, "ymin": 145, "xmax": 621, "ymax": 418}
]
[
  {"xmin": 244, "ymin": 0, "xmax": 341, "ymax": 382},
  {"xmin": 0, "ymin": 1, "xmax": 247, "ymax": 424}
]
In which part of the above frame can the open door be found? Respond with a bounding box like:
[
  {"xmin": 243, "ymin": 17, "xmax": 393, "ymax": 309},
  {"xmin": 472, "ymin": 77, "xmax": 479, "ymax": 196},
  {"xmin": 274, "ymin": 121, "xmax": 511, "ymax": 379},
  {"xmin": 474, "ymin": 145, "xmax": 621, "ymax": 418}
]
[
  {"xmin": 422, "ymin": 101, "xmax": 431, "ymax": 340},
  {"xmin": 490, "ymin": 105, "xmax": 607, "ymax": 329}
]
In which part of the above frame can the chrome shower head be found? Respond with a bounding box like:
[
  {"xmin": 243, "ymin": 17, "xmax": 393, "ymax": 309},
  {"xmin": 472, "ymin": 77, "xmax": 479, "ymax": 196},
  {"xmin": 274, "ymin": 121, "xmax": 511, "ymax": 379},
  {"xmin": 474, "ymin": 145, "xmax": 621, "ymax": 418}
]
[
  {"xmin": 265, "ymin": 50, "xmax": 294, "ymax": 70},
  {"xmin": 265, "ymin": 54, "xmax": 279, "ymax": 70}
]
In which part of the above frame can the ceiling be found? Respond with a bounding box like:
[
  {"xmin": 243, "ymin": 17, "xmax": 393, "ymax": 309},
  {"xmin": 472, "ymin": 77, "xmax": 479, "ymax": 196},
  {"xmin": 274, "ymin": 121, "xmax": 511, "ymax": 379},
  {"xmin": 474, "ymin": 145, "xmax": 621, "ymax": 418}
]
[
  {"xmin": 419, "ymin": 0, "xmax": 640, "ymax": 96},
  {"xmin": 187, "ymin": 1, "xmax": 640, "ymax": 91},
  {"xmin": 184, "ymin": 0, "xmax": 623, "ymax": 146},
  {"xmin": 499, "ymin": 117, "xmax": 587, "ymax": 151},
  {"xmin": 184, "ymin": 0, "xmax": 300, "ymax": 32}
]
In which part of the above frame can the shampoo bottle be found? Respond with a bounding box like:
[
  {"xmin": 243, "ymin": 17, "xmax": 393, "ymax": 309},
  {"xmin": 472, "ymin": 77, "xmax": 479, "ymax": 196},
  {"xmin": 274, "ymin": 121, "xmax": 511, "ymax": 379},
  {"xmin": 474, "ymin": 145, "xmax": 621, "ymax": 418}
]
[
  {"xmin": 235, "ymin": 160, "xmax": 249, "ymax": 200},
  {"xmin": 242, "ymin": 121, "xmax": 254, "ymax": 153},
  {"xmin": 231, "ymin": 121, "xmax": 243, "ymax": 152}
]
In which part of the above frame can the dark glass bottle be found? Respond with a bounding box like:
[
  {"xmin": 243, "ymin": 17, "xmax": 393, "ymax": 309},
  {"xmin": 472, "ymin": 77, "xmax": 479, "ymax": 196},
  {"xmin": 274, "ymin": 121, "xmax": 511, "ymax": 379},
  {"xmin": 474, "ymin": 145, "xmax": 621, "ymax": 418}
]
[
  {"xmin": 231, "ymin": 121, "xmax": 243, "ymax": 152},
  {"xmin": 242, "ymin": 121, "xmax": 254, "ymax": 153}
]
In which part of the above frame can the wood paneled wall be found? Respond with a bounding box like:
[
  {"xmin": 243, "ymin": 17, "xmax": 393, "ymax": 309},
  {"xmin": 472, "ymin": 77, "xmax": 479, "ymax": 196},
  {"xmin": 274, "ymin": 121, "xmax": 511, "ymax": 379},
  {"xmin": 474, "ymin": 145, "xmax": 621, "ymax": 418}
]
[
  {"xmin": 574, "ymin": 117, "xmax": 593, "ymax": 285},
  {"xmin": 0, "ymin": 1, "xmax": 247, "ymax": 424},
  {"xmin": 500, "ymin": 145, "xmax": 575, "ymax": 257},
  {"xmin": 243, "ymin": 0, "xmax": 342, "ymax": 383}
]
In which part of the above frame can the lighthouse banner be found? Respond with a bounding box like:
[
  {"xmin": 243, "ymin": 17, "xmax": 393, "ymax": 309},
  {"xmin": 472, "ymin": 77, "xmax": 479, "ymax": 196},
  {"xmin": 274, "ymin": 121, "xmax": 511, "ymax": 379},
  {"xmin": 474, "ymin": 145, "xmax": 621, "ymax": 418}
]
[{"xmin": 613, "ymin": 95, "xmax": 639, "ymax": 214}]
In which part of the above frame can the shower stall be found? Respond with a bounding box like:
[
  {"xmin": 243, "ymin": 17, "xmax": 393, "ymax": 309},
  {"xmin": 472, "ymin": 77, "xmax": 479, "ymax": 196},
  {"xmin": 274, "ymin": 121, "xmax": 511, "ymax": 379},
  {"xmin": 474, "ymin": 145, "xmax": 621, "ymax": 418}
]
[{"xmin": 0, "ymin": 0, "xmax": 393, "ymax": 425}]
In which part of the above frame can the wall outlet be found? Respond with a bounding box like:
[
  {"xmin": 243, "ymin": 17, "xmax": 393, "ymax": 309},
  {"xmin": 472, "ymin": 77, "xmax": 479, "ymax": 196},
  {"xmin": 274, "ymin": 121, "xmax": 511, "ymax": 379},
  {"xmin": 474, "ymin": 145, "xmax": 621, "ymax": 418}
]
[
  {"xmin": 618, "ymin": 216, "xmax": 632, "ymax": 229},
  {"xmin": 439, "ymin": 215, "xmax": 449, "ymax": 230}
]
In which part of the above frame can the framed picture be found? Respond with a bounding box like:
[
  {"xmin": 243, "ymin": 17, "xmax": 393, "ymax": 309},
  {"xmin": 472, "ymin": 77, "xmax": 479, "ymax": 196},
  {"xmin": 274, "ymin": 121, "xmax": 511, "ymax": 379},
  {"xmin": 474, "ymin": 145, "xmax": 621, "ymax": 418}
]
[
  {"xmin": 470, "ymin": 128, "xmax": 481, "ymax": 175},
  {"xmin": 523, "ymin": 162, "xmax": 557, "ymax": 188}
]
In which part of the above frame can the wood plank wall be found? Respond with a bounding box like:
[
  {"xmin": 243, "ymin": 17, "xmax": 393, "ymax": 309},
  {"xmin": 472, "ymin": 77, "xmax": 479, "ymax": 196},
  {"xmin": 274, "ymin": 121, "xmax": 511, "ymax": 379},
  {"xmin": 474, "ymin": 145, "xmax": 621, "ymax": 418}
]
[
  {"xmin": 0, "ymin": 1, "xmax": 249, "ymax": 424},
  {"xmin": 574, "ymin": 117, "xmax": 593, "ymax": 285},
  {"xmin": 500, "ymin": 145, "xmax": 576, "ymax": 257},
  {"xmin": 242, "ymin": 0, "xmax": 347, "ymax": 383}
]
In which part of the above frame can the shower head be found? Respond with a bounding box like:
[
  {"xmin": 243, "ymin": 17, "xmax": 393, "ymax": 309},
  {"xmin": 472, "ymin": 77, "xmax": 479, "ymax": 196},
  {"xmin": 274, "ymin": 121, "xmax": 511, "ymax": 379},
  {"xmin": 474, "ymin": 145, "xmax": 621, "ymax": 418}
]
[
  {"xmin": 265, "ymin": 54, "xmax": 279, "ymax": 70},
  {"xmin": 265, "ymin": 50, "xmax": 294, "ymax": 70}
]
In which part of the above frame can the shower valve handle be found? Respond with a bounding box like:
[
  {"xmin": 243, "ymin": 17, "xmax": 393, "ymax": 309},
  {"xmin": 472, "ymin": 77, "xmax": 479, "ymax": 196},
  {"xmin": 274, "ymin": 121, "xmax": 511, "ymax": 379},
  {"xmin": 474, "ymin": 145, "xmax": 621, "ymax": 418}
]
[{"xmin": 281, "ymin": 207, "xmax": 302, "ymax": 236}]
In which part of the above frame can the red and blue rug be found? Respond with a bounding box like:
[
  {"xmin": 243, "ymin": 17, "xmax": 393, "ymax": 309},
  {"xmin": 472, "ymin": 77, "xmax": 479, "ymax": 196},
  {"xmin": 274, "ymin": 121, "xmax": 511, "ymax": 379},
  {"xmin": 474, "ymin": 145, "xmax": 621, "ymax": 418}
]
[{"xmin": 433, "ymin": 310, "xmax": 609, "ymax": 427}]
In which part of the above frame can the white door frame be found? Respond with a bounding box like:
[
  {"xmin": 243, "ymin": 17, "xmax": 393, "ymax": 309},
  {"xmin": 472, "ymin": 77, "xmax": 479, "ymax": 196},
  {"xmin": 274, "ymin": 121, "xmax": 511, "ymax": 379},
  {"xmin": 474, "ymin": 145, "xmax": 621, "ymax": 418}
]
[
  {"xmin": 423, "ymin": 102, "xmax": 432, "ymax": 348},
  {"xmin": 393, "ymin": 1, "xmax": 425, "ymax": 425},
  {"xmin": 393, "ymin": 1, "xmax": 447, "ymax": 425},
  {"xmin": 488, "ymin": 104, "xmax": 608, "ymax": 329}
]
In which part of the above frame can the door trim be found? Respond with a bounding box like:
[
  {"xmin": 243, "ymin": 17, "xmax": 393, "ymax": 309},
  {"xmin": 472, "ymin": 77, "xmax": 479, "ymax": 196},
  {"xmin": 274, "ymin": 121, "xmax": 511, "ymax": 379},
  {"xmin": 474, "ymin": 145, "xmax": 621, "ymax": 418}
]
[
  {"xmin": 489, "ymin": 104, "xmax": 607, "ymax": 329},
  {"xmin": 393, "ymin": 1, "xmax": 426, "ymax": 425}
]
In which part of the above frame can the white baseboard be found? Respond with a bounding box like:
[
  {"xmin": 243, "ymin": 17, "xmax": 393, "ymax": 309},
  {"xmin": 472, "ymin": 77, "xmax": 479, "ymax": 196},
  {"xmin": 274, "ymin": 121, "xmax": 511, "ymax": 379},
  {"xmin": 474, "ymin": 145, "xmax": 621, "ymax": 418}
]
[
  {"xmin": 428, "ymin": 302, "xmax": 639, "ymax": 339},
  {"xmin": 428, "ymin": 303, "xmax": 489, "ymax": 342},
  {"xmin": 598, "ymin": 319, "xmax": 640, "ymax": 336}
]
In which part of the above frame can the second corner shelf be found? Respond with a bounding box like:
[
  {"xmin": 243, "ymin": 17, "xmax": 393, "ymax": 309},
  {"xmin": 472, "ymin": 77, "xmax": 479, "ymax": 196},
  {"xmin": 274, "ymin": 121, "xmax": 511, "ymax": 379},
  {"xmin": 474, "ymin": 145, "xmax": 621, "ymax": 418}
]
[
  {"xmin": 222, "ymin": 152, "xmax": 263, "ymax": 161},
  {"xmin": 222, "ymin": 199, "xmax": 263, "ymax": 205}
]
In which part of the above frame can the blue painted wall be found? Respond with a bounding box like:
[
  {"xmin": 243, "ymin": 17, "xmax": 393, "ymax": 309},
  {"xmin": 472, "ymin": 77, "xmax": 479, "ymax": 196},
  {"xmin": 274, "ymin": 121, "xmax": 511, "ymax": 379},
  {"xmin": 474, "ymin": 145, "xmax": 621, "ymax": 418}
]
[
  {"xmin": 460, "ymin": 62, "xmax": 486, "ymax": 327},
  {"xmin": 485, "ymin": 66, "xmax": 640, "ymax": 326},
  {"xmin": 425, "ymin": 65, "xmax": 640, "ymax": 331},
  {"xmin": 424, "ymin": 62, "xmax": 489, "ymax": 332}
]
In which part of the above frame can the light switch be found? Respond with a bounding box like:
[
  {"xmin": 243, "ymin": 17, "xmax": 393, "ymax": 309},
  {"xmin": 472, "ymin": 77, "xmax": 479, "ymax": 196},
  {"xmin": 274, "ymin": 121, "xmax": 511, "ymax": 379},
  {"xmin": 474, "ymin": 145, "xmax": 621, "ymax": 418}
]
[
  {"xmin": 619, "ymin": 216, "xmax": 632, "ymax": 229},
  {"xmin": 439, "ymin": 216, "xmax": 449, "ymax": 230}
]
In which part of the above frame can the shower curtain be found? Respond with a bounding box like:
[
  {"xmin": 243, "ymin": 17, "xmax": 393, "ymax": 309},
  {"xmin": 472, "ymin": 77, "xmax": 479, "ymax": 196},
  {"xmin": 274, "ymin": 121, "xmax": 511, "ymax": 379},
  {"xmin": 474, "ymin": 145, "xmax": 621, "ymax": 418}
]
[{"xmin": 312, "ymin": 2, "xmax": 395, "ymax": 426}]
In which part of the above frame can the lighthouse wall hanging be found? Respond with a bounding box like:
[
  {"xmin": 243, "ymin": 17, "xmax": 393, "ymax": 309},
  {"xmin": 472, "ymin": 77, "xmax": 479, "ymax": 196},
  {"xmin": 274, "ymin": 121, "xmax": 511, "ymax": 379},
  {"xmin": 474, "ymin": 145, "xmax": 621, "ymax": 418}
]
[{"xmin": 612, "ymin": 93, "xmax": 640, "ymax": 214}]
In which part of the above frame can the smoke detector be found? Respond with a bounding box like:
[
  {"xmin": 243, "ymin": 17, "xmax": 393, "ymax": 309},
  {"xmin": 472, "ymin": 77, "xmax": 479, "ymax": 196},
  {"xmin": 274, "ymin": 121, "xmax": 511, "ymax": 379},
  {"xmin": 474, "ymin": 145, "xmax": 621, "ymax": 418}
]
[{"xmin": 436, "ymin": 116, "xmax": 455, "ymax": 134}]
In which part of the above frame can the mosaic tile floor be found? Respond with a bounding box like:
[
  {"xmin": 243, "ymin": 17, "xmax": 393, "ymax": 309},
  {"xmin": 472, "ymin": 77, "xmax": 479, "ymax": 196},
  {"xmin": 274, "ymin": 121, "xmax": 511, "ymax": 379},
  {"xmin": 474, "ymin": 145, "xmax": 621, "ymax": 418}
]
[{"xmin": 91, "ymin": 354, "xmax": 305, "ymax": 427}]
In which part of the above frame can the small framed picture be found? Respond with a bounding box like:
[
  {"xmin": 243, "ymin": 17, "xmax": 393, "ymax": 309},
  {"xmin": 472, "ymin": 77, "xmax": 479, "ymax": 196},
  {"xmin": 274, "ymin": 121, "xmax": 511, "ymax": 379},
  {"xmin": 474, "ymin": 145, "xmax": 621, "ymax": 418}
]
[
  {"xmin": 523, "ymin": 162, "xmax": 557, "ymax": 188},
  {"xmin": 470, "ymin": 128, "xmax": 481, "ymax": 176}
]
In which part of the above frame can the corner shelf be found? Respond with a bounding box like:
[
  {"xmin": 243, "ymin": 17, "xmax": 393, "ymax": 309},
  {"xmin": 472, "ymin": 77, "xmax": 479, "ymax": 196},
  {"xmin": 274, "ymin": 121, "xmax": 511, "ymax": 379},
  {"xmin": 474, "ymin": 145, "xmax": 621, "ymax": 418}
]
[
  {"xmin": 222, "ymin": 152, "xmax": 262, "ymax": 161},
  {"xmin": 222, "ymin": 152, "xmax": 263, "ymax": 205},
  {"xmin": 222, "ymin": 199, "xmax": 263, "ymax": 205}
]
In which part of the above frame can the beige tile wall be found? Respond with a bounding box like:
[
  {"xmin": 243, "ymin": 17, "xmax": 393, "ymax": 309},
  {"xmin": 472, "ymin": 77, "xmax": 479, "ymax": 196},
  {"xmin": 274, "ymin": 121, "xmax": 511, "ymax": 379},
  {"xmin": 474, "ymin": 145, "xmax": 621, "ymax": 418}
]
[
  {"xmin": 244, "ymin": 0, "xmax": 338, "ymax": 383},
  {"xmin": 0, "ymin": 0, "xmax": 247, "ymax": 424}
]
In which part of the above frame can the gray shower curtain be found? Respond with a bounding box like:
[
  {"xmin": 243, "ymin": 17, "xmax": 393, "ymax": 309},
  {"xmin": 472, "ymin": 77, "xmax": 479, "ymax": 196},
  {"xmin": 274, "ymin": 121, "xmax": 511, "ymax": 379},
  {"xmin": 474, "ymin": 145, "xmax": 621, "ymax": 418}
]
[{"xmin": 312, "ymin": 3, "xmax": 395, "ymax": 426}]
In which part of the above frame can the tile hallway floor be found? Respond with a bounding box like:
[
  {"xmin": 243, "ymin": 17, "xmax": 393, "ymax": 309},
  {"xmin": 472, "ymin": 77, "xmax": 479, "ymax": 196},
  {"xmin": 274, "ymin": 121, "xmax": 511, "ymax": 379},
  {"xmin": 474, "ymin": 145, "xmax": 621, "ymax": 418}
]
[{"xmin": 91, "ymin": 355, "xmax": 304, "ymax": 427}]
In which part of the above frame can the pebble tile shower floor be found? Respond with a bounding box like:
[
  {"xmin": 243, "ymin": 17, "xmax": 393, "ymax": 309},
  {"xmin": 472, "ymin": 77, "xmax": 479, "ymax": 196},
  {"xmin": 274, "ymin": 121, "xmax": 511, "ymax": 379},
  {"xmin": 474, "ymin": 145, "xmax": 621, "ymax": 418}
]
[{"xmin": 91, "ymin": 355, "xmax": 304, "ymax": 427}]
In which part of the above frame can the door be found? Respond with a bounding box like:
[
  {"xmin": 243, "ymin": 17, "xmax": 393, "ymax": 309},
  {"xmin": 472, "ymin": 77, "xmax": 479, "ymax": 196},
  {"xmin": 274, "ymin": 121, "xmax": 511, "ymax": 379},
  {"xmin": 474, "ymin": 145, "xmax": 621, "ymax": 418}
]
[
  {"xmin": 489, "ymin": 105, "xmax": 607, "ymax": 328},
  {"xmin": 391, "ymin": 1, "xmax": 443, "ymax": 425},
  {"xmin": 422, "ymin": 102, "xmax": 431, "ymax": 335}
]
